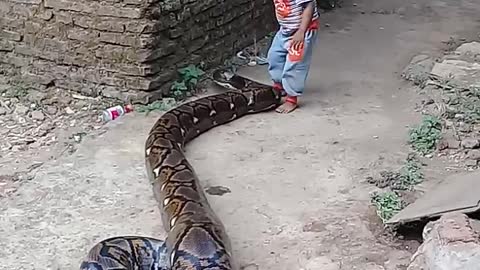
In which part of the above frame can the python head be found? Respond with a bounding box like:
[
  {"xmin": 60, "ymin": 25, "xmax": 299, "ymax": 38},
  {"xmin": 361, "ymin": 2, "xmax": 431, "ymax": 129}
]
[{"xmin": 242, "ymin": 85, "xmax": 282, "ymax": 113}]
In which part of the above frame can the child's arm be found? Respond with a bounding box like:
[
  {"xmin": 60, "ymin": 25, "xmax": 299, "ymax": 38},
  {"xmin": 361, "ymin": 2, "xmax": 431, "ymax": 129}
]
[
  {"xmin": 297, "ymin": 1, "xmax": 315, "ymax": 34},
  {"xmin": 291, "ymin": 1, "xmax": 315, "ymax": 46}
]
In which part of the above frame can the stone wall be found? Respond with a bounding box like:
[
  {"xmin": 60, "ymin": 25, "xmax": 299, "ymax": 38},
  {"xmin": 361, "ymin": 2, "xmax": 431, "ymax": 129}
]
[{"xmin": 0, "ymin": 0, "xmax": 276, "ymax": 101}]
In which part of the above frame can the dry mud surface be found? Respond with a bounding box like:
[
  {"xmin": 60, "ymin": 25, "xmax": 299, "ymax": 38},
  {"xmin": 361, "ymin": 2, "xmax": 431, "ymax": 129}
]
[{"xmin": 2, "ymin": 0, "xmax": 480, "ymax": 269}]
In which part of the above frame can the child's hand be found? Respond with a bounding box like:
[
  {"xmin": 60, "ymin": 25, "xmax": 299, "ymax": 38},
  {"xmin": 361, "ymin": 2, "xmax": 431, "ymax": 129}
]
[{"xmin": 291, "ymin": 30, "xmax": 305, "ymax": 49}]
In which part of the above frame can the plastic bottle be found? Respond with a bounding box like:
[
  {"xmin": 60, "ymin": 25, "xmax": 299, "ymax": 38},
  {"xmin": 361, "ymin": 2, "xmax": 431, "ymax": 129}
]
[{"xmin": 101, "ymin": 104, "xmax": 134, "ymax": 122}]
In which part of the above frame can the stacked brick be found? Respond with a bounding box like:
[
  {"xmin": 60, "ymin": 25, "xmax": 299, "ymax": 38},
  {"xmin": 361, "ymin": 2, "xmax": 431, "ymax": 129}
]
[{"xmin": 0, "ymin": 0, "xmax": 276, "ymax": 100}]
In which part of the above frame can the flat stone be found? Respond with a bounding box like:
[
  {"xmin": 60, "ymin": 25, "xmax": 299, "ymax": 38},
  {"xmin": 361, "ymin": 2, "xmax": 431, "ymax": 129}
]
[
  {"xmin": 0, "ymin": 30, "xmax": 22, "ymax": 41},
  {"xmin": 387, "ymin": 171, "xmax": 480, "ymax": 224},
  {"xmin": 447, "ymin": 138, "xmax": 461, "ymax": 149},
  {"xmin": 303, "ymin": 257, "xmax": 340, "ymax": 270},
  {"xmin": 401, "ymin": 54, "xmax": 435, "ymax": 84},
  {"xmin": 465, "ymin": 159, "xmax": 478, "ymax": 167},
  {"xmin": 430, "ymin": 59, "xmax": 480, "ymax": 86},
  {"xmin": 15, "ymin": 104, "xmax": 29, "ymax": 115},
  {"xmin": 408, "ymin": 213, "xmax": 480, "ymax": 270},
  {"xmin": 27, "ymin": 90, "xmax": 48, "ymax": 103},
  {"xmin": 29, "ymin": 141, "xmax": 42, "ymax": 148},
  {"xmin": 65, "ymin": 107, "xmax": 75, "ymax": 115},
  {"xmin": 467, "ymin": 150, "xmax": 480, "ymax": 161},
  {"xmin": 11, "ymin": 145, "xmax": 25, "ymax": 152},
  {"xmin": 45, "ymin": 106, "xmax": 58, "ymax": 115},
  {"xmin": 455, "ymin": 41, "xmax": 480, "ymax": 55},
  {"xmin": 461, "ymin": 138, "xmax": 480, "ymax": 149},
  {"xmin": 31, "ymin": 110, "xmax": 45, "ymax": 121}
]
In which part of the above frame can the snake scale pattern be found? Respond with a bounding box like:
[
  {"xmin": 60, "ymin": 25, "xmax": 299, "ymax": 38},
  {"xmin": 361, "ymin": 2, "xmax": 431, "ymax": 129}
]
[{"xmin": 80, "ymin": 73, "xmax": 281, "ymax": 270}]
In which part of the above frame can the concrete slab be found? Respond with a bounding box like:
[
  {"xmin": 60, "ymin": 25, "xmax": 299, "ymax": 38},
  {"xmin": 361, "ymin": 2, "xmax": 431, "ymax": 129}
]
[
  {"xmin": 387, "ymin": 171, "xmax": 480, "ymax": 224},
  {"xmin": 430, "ymin": 59, "xmax": 480, "ymax": 86},
  {"xmin": 236, "ymin": 65, "xmax": 272, "ymax": 86}
]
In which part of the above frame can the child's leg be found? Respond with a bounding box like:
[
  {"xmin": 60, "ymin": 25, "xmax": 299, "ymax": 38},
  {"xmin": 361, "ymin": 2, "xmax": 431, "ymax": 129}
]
[
  {"xmin": 267, "ymin": 31, "xmax": 288, "ymax": 94},
  {"xmin": 276, "ymin": 29, "xmax": 318, "ymax": 113}
]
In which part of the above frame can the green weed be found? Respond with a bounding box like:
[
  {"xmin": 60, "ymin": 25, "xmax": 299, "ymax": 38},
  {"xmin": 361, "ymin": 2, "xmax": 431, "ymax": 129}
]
[
  {"xmin": 408, "ymin": 115, "xmax": 442, "ymax": 155},
  {"xmin": 135, "ymin": 98, "xmax": 177, "ymax": 114},
  {"xmin": 371, "ymin": 191, "xmax": 405, "ymax": 223},
  {"xmin": 444, "ymin": 85, "xmax": 480, "ymax": 124},
  {"xmin": 1, "ymin": 83, "xmax": 29, "ymax": 98},
  {"xmin": 397, "ymin": 153, "xmax": 424, "ymax": 189},
  {"xmin": 171, "ymin": 64, "xmax": 205, "ymax": 100}
]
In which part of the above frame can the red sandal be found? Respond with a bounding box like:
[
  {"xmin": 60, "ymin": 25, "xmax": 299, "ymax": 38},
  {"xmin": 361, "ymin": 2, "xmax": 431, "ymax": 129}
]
[
  {"xmin": 285, "ymin": 96, "xmax": 297, "ymax": 105},
  {"xmin": 273, "ymin": 82, "xmax": 287, "ymax": 97}
]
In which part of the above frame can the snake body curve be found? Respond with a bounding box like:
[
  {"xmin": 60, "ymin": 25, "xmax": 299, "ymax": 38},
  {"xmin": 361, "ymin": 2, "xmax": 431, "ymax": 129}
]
[{"xmin": 80, "ymin": 72, "xmax": 281, "ymax": 270}]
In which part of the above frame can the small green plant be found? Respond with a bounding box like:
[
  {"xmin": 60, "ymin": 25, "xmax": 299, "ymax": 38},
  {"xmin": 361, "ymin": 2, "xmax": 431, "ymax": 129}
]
[
  {"xmin": 371, "ymin": 191, "xmax": 405, "ymax": 223},
  {"xmin": 170, "ymin": 81, "xmax": 188, "ymax": 99},
  {"xmin": 371, "ymin": 154, "xmax": 424, "ymax": 191},
  {"xmin": 170, "ymin": 64, "xmax": 205, "ymax": 100},
  {"xmin": 444, "ymin": 86, "xmax": 480, "ymax": 124},
  {"xmin": 408, "ymin": 115, "xmax": 442, "ymax": 155},
  {"xmin": 398, "ymin": 154, "xmax": 424, "ymax": 188},
  {"xmin": 2, "ymin": 84, "xmax": 29, "ymax": 98},
  {"xmin": 135, "ymin": 98, "xmax": 177, "ymax": 114}
]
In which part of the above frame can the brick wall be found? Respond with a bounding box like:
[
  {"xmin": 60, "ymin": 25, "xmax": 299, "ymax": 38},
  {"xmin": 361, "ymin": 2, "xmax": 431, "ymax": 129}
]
[{"xmin": 0, "ymin": 0, "xmax": 276, "ymax": 101}]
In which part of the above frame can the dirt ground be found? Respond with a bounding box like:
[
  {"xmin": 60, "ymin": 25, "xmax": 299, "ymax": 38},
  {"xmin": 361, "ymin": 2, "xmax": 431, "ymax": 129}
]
[{"xmin": 1, "ymin": 0, "xmax": 480, "ymax": 269}]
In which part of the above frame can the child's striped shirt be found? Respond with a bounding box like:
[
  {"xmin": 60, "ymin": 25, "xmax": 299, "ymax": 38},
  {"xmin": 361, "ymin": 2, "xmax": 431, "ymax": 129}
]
[{"xmin": 274, "ymin": 0, "xmax": 319, "ymax": 34}]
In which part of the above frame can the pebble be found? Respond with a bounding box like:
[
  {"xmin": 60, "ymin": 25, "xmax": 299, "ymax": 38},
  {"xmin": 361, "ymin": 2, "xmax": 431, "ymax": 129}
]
[
  {"xmin": 26, "ymin": 90, "xmax": 48, "ymax": 102},
  {"xmin": 467, "ymin": 150, "xmax": 480, "ymax": 161},
  {"xmin": 73, "ymin": 134, "xmax": 82, "ymax": 143},
  {"xmin": 302, "ymin": 257, "xmax": 340, "ymax": 270},
  {"xmin": 465, "ymin": 160, "xmax": 478, "ymax": 167},
  {"xmin": 0, "ymin": 107, "xmax": 7, "ymax": 116},
  {"xmin": 15, "ymin": 104, "xmax": 29, "ymax": 115},
  {"xmin": 45, "ymin": 105, "xmax": 57, "ymax": 115},
  {"xmin": 29, "ymin": 141, "xmax": 42, "ymax": 148},
  {"xmin": 461, "ymin": 138, "xmax": 479, "ymax": 149},
  {"xmin": 447, "ymin": 139, "xmax": 461, "ymax": 149},
  {"xmin": 31, "ymin": 110, "xmax": 45, "ymax": 121},
  {"xmin": 11, "ymin": 145, "xmax": 25, "ymax": 152},
  {"xmin": 65, "ymin": 107, "xmax": 74, "ymax": 114}
]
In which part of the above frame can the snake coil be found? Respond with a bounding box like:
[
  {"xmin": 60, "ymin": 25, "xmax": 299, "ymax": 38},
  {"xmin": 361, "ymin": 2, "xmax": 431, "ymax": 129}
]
[{"xmin": 80, "ymin": 73, "xmax": 281, "ymax": 270}]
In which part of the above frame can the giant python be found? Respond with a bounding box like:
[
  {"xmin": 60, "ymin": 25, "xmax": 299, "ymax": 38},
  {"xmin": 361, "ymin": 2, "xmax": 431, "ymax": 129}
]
[{"xmin": 80, "ymin": 70, "xmax": 282, "ymax": 270}]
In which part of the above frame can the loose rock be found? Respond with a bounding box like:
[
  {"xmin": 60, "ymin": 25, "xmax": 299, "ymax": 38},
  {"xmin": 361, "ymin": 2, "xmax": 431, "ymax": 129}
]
[
  {"xmin": 11, "ymin": 145, "xmax": 25, "ymax": 152},
  {"xmin": 401, "ymin": 54, "xmax": 435, "ymax": 84},
  {"xmin": 15, "ymin": 104, "xmax": 29, "ymax": 115},
  {"xmin": 465, "ymin": 160, "xmax": 478, "ymax": 167},
  {"xmin": 31, "ymin": 110, "xmax": 45, "ymax": 121},
  {"xmin": 468, "ymin": 150, "xmax": 480, "ymax": 161},
  {"xmin": 65, "ymin": 107, "xmax": 75, "ymax": 115},
  {"xmin": 461, "ymin": 138, "xmax": 480, "ymax": 149},
  {"xmin": 29, "ymin": 141, "xmax": 42, "ymax": 148},
  {"xmin": 45, "ymin": 105, "xmax": 57, "ymax": 115},
  {"xmin": 408, "ymin": 213, "xmax": 480, "ymax": 270},
  {"xmin": 447, "ymin": 139, "xmax": 461, "ymax": 149}
]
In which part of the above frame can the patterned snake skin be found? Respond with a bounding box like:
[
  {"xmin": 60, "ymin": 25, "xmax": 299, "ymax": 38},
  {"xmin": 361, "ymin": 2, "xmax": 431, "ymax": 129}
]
[{"xmin": 80, "ymin": 72, "xmax": 281, "ymax": 270}]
